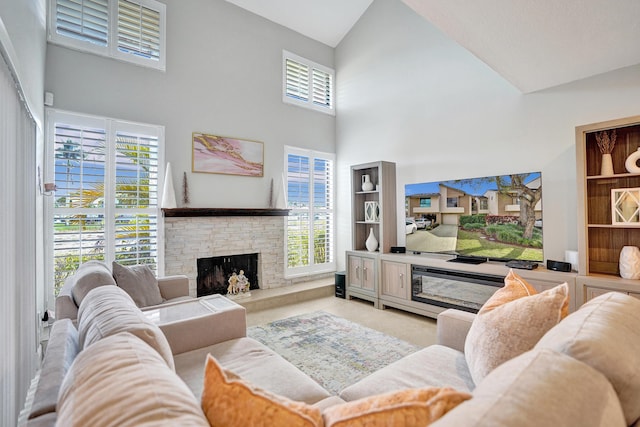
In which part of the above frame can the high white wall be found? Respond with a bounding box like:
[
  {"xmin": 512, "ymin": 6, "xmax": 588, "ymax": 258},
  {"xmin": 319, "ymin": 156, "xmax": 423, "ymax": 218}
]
[
  {"xmin": 335, "ymin": 0, "xmax": 640, "ymax": 269},
  {"xmin": 45, "ymin": 0, "xmax": 335, "ymax": 208}
]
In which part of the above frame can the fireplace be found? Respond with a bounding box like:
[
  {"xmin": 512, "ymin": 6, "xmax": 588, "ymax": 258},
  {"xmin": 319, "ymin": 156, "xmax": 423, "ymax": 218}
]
[
  {"xmin": 197, "ymin": 253, "xmax": 259, "ymax": 297},
  {"xmin": 411, "ymin": 266, "xmax": 504, "ymax": 313}
]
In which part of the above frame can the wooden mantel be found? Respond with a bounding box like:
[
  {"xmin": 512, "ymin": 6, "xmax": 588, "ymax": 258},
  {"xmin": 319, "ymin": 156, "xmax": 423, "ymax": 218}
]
[{"xmin": 162, "ymin": 208, "xmax": 289, "ymax": 217}]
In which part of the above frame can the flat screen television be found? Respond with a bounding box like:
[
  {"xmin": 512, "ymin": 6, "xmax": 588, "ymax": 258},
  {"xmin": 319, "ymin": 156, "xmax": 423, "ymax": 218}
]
[{"xmin": 404, "ymin": 172, "xmax": 543, "ymax": 263}]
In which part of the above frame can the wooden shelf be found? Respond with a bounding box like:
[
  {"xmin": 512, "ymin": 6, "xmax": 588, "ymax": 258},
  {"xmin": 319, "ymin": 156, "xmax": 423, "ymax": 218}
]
[
  {"xmin": 587, "ymin": 224, "xmax": 640, "ymax": 228},
  {"xmin": 587, "ymin": 172, "xmax": 640, "ymax": 180},
  {"xmin": 576, "ymin": 115, "xmax": 640, "ymax": 281},
  {"xmin": 350, "ymin": 161, "xmax": 397, "ymax": 253},
  {"xmin": 162, "ymin": 208, "xmax": 289, "ymax": 217}
]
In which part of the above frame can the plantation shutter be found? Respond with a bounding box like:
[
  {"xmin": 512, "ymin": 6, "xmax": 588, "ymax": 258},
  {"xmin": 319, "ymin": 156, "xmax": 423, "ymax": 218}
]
[
  {"xmin": 285, "ymin": 58, "xmax": 310, "ymax": 102},
  {"xmin": 54, "ymin": 0, "xmax": 109, "ymax": 46},
  {"xmin": 312, "ymin": 157, "xmax": 334, "ymax": 265},
  {"xmin": 117, "ymin": 0, "xmax": 161, "ymax": 61},
  {"xmin": 48, "ymin": 111, "xmax": 163, "ymax": 295},
  {"xmin": 312, "ymin": 68, "xmax": 332, "ymax": 108},
  {"xmin": 287, "ymin": 154, "xmax": 310, "ymax": 268},
  {"xmin": 285, "ymin": 148, "xmax": 335, "ymax": 275},
  {"xmin": 52, "ymin": 121, "xmax": 107, "ymax": 289},
  {"xmin": 114, "ymin": 131, "xmax": 159, "ymax": 266},
  {"xmin": 283, "ymin": 51, "xmax": 334, "ymax": 114}
]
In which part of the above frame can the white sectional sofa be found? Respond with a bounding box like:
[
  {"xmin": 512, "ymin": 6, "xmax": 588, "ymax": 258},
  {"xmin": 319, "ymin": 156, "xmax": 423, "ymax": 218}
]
[{"xmin": 26, "ymin": 264, "xmax": 640, "ymax": 427}]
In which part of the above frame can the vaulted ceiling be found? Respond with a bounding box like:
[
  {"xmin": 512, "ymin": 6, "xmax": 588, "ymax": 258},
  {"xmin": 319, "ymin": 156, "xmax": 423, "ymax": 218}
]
[{"xmin": 225, "ymin": 0, "xmax": 640, "ymax": 93}]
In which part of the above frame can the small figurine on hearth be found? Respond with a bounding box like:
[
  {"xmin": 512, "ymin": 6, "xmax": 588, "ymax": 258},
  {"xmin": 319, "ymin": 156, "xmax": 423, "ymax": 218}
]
[
  {"xmin": 227, "ymin": 272, "xmax": 239, "ymax": 295},
  {"xmin": 237, "ymin": 270, "xmax": 250, "ymax": 293}
]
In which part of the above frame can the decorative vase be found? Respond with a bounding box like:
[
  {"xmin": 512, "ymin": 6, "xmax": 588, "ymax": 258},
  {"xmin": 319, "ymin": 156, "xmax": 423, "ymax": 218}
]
[
  {"xmin": 619, "ymin": 246, "xmax": 640, "ymax": 279},
  {"xmin": 601, "ymin": 153, "xmax": 614, "ymax": 176},
  {"xmin": 161, "ymin": 162, "xmax": 177, "ymax": 209},
  {"xmin": 625, "ymin": 148, "xmax": 640, "ymax": 173},
  {"xmin": 361, "ymin": 174, "xmax": 374, "ymax": 192},
  {"xmin": 365, "ymin": 228, "xmax": 378, "ymax": 252}
]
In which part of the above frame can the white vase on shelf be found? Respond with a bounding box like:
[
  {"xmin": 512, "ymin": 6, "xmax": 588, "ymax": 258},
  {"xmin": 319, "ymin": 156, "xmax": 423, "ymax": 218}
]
[
  {"xmin": 601, "ymin": 153, "xmax": 614, "ymax": 176},
  {"xmin": 365, "ymin": 228, "xmax": 378, "ymax": 252},
  {"xmin": 625, "ymin": 148, "xmax": 640, "ymax": 173},
  {"xmin": 361, "ymin": 174, "xmax": 374, "ymax": 192},
  {"xmin": 619, "ymin": 246, "xmax": 640, "ymax": 279}
]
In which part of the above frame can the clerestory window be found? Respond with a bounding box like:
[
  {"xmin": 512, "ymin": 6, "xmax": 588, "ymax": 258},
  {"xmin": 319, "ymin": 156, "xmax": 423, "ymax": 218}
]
[
  {"xmin": 48, "ymin": 0, "xmax": 166, "ymax": 70},
  {"xmin": 283, "ymin": 50, "xmax": 335, "ymax": 115}
]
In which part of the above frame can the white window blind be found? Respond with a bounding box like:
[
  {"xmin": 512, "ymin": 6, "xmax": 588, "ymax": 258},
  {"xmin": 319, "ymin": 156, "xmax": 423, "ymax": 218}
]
[
  {"xmin": 285, "ymin": 147, "xmax": 335, "ymax": 277},
  {"xmin": 47, "ymin": 110, "xmax": 163, "ymax": 295},
  {"xmin": 283, "ymin": 51, "xmax": 335, "ymax": 115},
  {"xmin": 312, "ymin": 68, "xmax": 332, "ymax": 108},
  {"xmin": 285, "ymin": 58, "xmax": 310, "ymax": 102},
  {"xmin": 117, "ymin": 0, "xmax": 161, "ymax": 61},
  {"xmin": 49, "ymin": 0, "xmax": 166, "ymax": 70},
  {"xmin": 54, "ymin": 0, "xmax": 109, "ymax": 46}
]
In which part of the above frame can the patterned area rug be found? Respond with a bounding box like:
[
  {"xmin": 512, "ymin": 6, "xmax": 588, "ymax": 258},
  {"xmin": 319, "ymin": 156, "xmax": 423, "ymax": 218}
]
[{"xmin": 247, "ymin": 311, "xmax": 420, "ymax": 395}]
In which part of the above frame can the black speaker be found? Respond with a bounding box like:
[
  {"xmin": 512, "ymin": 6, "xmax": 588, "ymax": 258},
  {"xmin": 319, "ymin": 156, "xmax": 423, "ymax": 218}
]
[
  {"xmin": 391, "ymin": 246, "xmax": 406, "ymax": 253},
  {"xmin": 547, "ymin": 260, "xmax": 572, "ymax": 272},
  {"xmin": 335, "ymin": 271, "xmax": 346, "ymax": 298}
]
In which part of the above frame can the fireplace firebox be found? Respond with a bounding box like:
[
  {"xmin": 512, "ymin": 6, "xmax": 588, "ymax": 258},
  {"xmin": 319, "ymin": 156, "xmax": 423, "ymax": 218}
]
[
  {"xmin": 411, "ymin": 266, "xmax": 504, "ymax": 313},
  {"xmin": 197, "ymin": 253, "xmax": 259, "ymax": 297}
]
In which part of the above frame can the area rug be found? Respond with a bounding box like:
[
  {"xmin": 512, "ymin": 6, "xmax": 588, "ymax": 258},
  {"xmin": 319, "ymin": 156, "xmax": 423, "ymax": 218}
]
[{"xmin": 247, "ymin": 311, "xmax": 421, "ymax": 395}]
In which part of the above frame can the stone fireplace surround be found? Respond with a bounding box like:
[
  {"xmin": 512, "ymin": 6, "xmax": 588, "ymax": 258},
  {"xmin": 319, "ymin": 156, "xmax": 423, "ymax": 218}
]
[{"xmin": 164, "ymin": 208, "xmax": 294, "ymax": 297}]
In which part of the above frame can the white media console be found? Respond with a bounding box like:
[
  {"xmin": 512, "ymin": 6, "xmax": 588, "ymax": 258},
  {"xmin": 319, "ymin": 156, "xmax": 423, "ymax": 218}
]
[{"xmin": 346, "ymin": 251, "xmax": 578, "ymax": 320}]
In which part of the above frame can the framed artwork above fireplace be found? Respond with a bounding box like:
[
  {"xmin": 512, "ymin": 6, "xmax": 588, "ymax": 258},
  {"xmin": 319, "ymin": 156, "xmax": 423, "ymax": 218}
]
[{"xmin": 192, "ymin": 132, "xmax": 264, "ymax": 177}]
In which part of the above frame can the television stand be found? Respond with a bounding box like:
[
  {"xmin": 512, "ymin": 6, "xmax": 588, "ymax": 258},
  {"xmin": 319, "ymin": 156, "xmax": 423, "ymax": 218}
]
[{"xmin": 447, "ymin": 255, "xmax": 487, "ymax": 265}]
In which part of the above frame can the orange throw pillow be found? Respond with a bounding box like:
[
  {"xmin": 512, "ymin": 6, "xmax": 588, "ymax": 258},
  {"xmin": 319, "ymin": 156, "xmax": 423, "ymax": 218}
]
[
  {"xmin": 322, "ymin": 387, "xmax": 471, "ymax": 427},
  {"xmin": 201, "ymin": 354, "xmax": 323, "ymax": 427}
]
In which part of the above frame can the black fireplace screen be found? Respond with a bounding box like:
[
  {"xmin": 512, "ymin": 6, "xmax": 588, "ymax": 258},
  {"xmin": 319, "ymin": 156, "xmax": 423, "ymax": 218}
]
[{"xmin": 197, "ymin": 253, "xmax": 259, "ymax": 297}]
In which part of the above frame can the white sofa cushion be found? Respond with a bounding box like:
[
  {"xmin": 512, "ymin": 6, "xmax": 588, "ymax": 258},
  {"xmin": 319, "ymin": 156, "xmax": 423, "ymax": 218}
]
[
  {"xmin": 77, "ymin": 285, "xmax": 174, "ymax": 370},
  {"xmin": 69, "ymin": 260, "xmax": 116, "ymax": 307},
  {"xmin": 174, "ymin": 337, "xmax": 331, "ymax": 404},
  {"xmin": 535, "ymin": 291, "xmax": 640, "ymax": 425},
  {"xmin": 57, "ymin": 332, "xmax": 208, "ymax": 427},
  {"xmin": 431, "ymin": 349, "xmax": 626, "ymax": 427},
  {"xmin": 339, "ymin": 345, "xmax": 474, "ymax": 402}
]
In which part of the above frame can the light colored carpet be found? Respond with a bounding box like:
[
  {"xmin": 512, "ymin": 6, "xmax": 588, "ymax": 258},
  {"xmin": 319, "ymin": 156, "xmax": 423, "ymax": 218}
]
[{"xmin": 247, "ymin": 311, "xmax": 420, "ymax": 395}]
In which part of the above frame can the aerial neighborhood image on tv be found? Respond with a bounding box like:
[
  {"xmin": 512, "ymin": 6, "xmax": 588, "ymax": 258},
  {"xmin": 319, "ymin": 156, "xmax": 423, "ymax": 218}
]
[{"xmin": 404, "ymin": 172, "xmax": 543, "ymax": 263}]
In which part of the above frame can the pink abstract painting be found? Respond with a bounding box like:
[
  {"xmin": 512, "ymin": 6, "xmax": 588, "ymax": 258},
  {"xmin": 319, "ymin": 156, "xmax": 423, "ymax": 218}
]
[{"xmin": 192, "ymin": 133, "xmax": 263, "ymax": 177}]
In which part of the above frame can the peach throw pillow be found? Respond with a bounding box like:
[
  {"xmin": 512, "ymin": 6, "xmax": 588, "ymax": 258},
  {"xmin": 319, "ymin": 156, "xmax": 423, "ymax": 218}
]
[
  {"xmin": 322, "ymin": 387, "xmax": 471, "ymax": 427},
  {"xmin": 464, "ymin": 270, "xmax": 570, "ymax": 384},
  {"xmin": 201, "ymin": 354, "xmax": 323, "ymax": 427}
]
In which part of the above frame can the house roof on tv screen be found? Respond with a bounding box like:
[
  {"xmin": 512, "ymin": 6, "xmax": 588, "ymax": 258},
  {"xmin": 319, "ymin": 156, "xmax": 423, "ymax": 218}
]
[{"xmin": 405, "ymin": 173, "xmax": 541, "ymax": 197}]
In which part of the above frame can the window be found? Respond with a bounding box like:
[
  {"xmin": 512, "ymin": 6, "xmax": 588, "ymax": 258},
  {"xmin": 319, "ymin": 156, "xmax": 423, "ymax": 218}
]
[
  {"xmin": 446, "ymin": 197, "xmax": 458, "ymax": 208},
  {"xmin": 285, "ymin": 146, "xmax": 335, "ymax": 277},
  {"xmin": 48, "ymin": 0, "xmax": 166, "ymax": 71},
  {"xmin": 479, "ymin": 199, "xmax": 488, "ymax": 210},
  {"xmin": 46, "ymin": 110, "xmax": 164, "ymax": 295},
  {"xmin": 283, "ymin": 50, "xmax": 335, "ymax": 115},
  {"xmin": 419, "ymin": 198, "xmax": 431, "ymax": 208}
]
